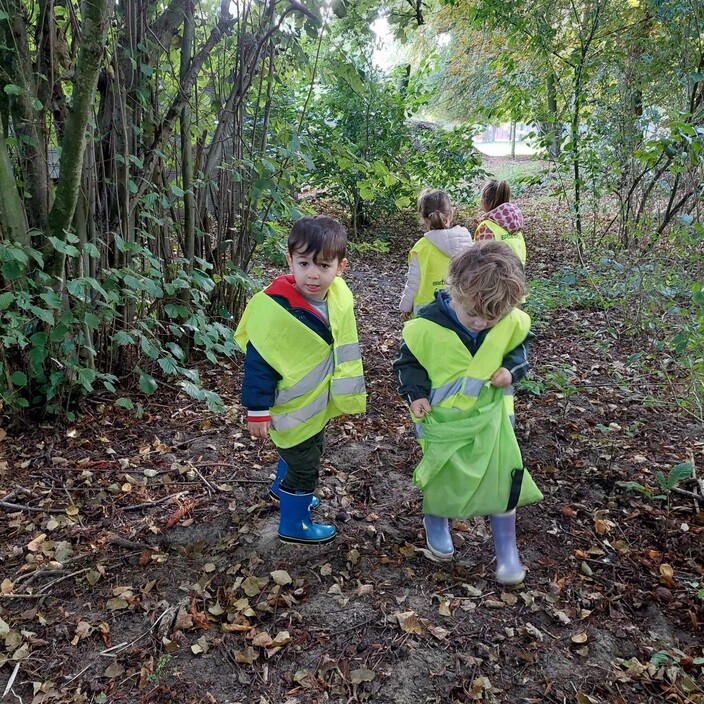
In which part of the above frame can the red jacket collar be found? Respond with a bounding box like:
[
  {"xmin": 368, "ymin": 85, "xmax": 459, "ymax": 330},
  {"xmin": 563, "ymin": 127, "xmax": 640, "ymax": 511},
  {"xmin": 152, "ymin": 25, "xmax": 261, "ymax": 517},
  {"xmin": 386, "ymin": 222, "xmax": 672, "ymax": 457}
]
[{"xmin": 264, "ymin": 275, "xmax": 325, "ymax": 321}]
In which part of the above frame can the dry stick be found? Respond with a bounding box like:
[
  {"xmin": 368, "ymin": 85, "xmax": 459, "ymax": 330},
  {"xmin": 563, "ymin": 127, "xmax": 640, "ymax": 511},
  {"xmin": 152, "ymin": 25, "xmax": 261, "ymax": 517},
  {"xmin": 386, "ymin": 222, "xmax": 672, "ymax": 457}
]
[
  {"xmin": 688, "ymin": 449, "xmax": 702, "ymax": 512},
  {"xmin": 0, "ymin": 501, "xmax": 65, "ymax": 514},
  {"xmin": 1, "ymin": 660, "xmax": 20, "ymax": 698},
  {"xmin": 108, "ymin": 535, "xmax": 152, "ymax": 550},
  {"xmin": 219, "ymin": 476, "xmax": 269, "ymax": 484},
  {"xmin": 190, "ymin": 464, "xmax": 217, "ymax": 494},
  {"xmin": 121, "ymin": 490, "xmax": 190, "ymax": 511},
  {"xmin": 36, "ymin": 567, "xmax": 93, "ymax": 594},
  {"xmin": 671, "ymin": 486, "xmax": 703, "ymax": 504}
]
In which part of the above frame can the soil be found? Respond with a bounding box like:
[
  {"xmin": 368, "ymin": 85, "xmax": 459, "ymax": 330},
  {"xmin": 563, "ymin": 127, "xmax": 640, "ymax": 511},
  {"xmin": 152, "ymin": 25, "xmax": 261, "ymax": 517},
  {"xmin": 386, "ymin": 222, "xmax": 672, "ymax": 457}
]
[{"xmin": 1, "ymin": 158, "xmax": 703, "ymax": 704}]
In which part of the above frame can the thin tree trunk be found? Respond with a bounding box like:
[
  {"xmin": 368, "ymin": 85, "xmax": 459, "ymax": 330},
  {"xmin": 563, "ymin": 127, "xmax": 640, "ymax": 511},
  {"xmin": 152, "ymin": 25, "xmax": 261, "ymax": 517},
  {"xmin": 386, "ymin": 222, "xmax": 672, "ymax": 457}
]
[
  {"xmin": 0, "ymin": 112, "xmax": 29, "ymax": 246},
  {"xmin": 46, "ymin": 0, "xmax": 115, "ymax": 280},
  {"xmin": 180, "ymin": 0, "xmax": 195, "ymax": 276},
  {"xmin": 547, "ymin": 71, "xmax": 560, "ymax": 160}
]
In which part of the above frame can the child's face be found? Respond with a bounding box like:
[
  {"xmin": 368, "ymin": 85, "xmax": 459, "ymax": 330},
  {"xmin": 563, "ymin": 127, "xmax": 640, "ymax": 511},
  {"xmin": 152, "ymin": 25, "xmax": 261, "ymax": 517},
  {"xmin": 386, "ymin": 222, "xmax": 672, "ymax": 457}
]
[
  {"xmin": 286, "ymin": 249, "xmax": 347, "ymax": 301},
  {"xmin": 450, "ymin": 297, "xmax": 501, "ymax": 333}
]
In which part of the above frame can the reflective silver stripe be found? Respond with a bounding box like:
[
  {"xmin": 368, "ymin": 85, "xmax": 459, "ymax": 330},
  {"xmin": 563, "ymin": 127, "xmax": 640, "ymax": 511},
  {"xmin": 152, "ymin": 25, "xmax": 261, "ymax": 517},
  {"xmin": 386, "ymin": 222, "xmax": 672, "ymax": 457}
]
[
  {"xmin": 463, "ymin": 377, "xmax": 486, "ymax": 397},
  {"xmin": 509, "ymin": 414, "xmax": 515, "ymax": 428},
  {"xmin": 275, "ymin": 354, "xmax": 334, "ymax": 405},
  {"xmin": 335, "ymin": 342, "xmax": 361, "ymax": 363},
  {"xmin": 429, "ymin": 376, "xmax": 487, "ymax": 405},
  {"xmin": 415, "ymin": 421, "xmax": 423, "ymax": 439},
  {"xmin": 504, "ymin": 385, "xmax": 514, "ymax": 396},
  {"xmin": 429, "ymin": 378, "xmax": 464, "ymax": 405},
  {"xmin": 332, "ymin": 375, "xmax": 366, "ymax": 395},
  {"xmin": 271, "ymin": 390, "xmax": 330, "ymax": 431}
]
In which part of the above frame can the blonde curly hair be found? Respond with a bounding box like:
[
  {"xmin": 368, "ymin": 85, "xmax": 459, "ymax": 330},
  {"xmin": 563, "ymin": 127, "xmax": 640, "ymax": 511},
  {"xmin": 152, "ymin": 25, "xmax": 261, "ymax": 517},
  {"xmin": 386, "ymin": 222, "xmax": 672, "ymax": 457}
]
[{"xmin": 447, "ymin": 241, "xmax": 525, "ymax": 321}]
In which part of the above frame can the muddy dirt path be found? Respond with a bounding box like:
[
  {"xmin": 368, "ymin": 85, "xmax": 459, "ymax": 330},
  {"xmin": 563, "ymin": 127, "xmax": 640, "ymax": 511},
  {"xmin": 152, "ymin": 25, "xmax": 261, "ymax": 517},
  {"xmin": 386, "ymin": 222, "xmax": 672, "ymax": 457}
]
[{"xmin": 1, "ymin": 179, "xmax": 702, "ymax": 703}]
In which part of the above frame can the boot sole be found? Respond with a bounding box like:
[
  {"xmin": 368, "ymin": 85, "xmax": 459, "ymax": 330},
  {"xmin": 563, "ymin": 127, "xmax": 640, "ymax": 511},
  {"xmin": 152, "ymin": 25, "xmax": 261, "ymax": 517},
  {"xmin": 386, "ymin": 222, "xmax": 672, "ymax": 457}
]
[
  {"xmin": 496, "ymin": 570, "xmax": 526, "ymax": 586},
  {"xmin": 425, "ymin": 540, "xmax": 454, "ymax": 561},
  {"xmin": 278, "ymin": 533, "xmax": 336, "ymax": 545}
]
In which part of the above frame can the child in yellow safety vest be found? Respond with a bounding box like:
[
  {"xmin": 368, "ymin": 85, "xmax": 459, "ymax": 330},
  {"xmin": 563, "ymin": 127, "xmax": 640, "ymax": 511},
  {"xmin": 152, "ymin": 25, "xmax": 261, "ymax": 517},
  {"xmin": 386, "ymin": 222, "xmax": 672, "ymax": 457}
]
[
  {"xmin": 399, "ymin": 188, "xmax": 473, "ymax": 317},
  {"xmin": 234, "ymin": 216, "xmax": 366, "ymax": 545},
  {"xmin": 393, "ymin": 241, "xmax": 538, "ymax": 584},
  {"xmin": 475, "ymin": 179, "xmax": 526, "ymax": 265}
]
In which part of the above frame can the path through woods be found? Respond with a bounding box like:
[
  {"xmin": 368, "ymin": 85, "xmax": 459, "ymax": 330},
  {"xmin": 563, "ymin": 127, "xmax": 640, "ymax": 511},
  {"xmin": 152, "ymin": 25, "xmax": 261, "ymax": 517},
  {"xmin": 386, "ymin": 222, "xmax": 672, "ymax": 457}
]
[{"xmin": 1, "ymin": 158, "xmax": 702, "ymax": 703}]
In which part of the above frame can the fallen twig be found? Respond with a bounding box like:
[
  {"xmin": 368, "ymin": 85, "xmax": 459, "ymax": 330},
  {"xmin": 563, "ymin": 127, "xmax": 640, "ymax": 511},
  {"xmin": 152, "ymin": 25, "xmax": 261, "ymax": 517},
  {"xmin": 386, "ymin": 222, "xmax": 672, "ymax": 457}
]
[
  {"xmin": 190, "ymin": 464, "xmax": 218, "ymax": 494},
  {"xmin": 108, "ymin": 535, "xmax": 153, "ymax": 550},
  {"xmin": 0, "ymin": 500, "xmax": 65, "ymax": 514},
  {"xmin": 671, "ymin": 486, "xmax": 703, "ymax": 504},
  {"xmin": 122, "ymin": 490, "xmax": 189, "ymax": 511},
  {"xmin": 1, "ymin": 660, "xmax": 20, "ymax": 699}
]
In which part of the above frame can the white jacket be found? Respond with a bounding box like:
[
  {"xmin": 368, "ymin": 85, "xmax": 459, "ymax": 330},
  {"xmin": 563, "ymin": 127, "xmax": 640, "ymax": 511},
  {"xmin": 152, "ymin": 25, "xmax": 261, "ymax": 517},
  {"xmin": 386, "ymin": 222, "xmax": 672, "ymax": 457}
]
[{"xmin": 399, "ymin": 226, "xmax": 473, "ymax": 313}]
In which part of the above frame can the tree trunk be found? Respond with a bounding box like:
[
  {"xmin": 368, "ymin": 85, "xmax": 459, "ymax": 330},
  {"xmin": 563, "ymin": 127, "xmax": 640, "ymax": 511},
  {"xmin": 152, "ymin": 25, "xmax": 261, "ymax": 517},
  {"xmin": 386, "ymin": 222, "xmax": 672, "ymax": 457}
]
[
  {"xmin": 546, "ymin": 71, "xmax": 560, "ymax": 160},
  {"xmin": 0, "ymin": 112, "xmax": 29, "ymax": 246},
  {"xmin": 46, "ymin": 0, "xmax": 115, "ymax": 280}
]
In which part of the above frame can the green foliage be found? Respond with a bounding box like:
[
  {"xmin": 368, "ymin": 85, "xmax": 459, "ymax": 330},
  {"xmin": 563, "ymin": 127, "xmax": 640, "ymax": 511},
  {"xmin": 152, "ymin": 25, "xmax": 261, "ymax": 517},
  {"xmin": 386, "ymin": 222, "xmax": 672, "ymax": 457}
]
[
  {"xmin": 618, "ymin": 463, "xmax": 693, "ymax": 501},
  {"xmin": 0, "ymin": 235, "xmax": 239, "ymax": 418},
  {"xmin": 303, "ymin": 32, "xmax": 483, "ymax": 232}
]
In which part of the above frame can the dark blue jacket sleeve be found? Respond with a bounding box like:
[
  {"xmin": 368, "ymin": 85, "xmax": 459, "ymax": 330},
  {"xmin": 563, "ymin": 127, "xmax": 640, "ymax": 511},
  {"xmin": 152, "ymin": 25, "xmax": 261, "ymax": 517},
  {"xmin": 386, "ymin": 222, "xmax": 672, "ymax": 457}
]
[{"xmin": 241, "ymin": 342, "xmax": 281, "ymax": 411}]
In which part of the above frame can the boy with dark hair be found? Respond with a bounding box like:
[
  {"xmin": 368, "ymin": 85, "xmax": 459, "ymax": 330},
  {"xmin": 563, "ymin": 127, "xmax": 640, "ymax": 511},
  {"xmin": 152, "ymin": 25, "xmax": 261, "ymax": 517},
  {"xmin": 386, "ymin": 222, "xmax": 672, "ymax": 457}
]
[{"xmin": 235, "ymin": 216, "xmax": 366, "ymax": 545}]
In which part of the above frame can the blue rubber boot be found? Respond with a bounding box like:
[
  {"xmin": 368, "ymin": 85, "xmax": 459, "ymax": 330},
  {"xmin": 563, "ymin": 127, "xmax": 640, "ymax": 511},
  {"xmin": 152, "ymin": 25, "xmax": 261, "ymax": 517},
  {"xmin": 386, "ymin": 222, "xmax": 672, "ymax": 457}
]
[
  {"xmin": 423, "ymin": 515, "xmax": 454, "ymax": 560},
  {"xmin": 269, "ymin": 457, "xmax": 319, "ymax": 509},
  {"xmin": 490, "ymin": 511, "xmax": 526, "ymax": 585},
  {"xmin": 278, "ymin": 487, "xmax": 336, "ymax": 545}
]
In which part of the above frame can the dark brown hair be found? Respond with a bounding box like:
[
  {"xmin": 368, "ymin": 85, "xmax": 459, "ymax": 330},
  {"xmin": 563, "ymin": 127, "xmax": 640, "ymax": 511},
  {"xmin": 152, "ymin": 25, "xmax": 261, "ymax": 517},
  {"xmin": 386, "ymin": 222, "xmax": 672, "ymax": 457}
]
[
  {"xmin": 481, "ymin": 179, "xmax": 511, "ymax": 212},
  {"xmin": 417, "ymin": 188, "xmax": 452, "ymax": 230},
  {"xmin": 447, "ymin": 240, "xmax": 525, "ymax": 320},
  {"xmin": 288, "ymin": 215, "xmax": 347, "ymax": 261}
]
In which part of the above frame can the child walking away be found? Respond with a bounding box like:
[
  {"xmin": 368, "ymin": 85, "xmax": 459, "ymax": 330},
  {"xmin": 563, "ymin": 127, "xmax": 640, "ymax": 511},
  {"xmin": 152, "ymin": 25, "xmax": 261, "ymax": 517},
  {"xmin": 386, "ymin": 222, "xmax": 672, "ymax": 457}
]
[
  {"xmin": 475, "ymin": 180, "xmax": 526, "ymax": 265},
  {"xmin": 399, "ymin": 188, "xmax": 473, "ymax": 317},
  {"xmin": 235, "ymin": 216, "xmax": 366, "ymax": 545},
  {"xmin": 393, "ymin": 241, "xmax": 542, "ymax": 584}
]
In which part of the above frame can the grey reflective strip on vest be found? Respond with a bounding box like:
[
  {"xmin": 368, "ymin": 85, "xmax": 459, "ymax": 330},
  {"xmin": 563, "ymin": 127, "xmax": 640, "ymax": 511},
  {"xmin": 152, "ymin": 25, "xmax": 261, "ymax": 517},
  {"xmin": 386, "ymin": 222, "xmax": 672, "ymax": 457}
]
[
  {"xmin": 335, "ymin": 342, "xmax": 361, "ymax": 364},
  {"xmin": 429, "ymin": 376, "xmax": 487, "ymax": 405},
  {"xmin": 271, "ymin": 390, "xmax": 330, "ymax": 431},
  {"xmin": 274, "ymin": 354, "xmax": 334, "ymax": 406},
  {"xmin": 464, "ymin": 377, "xmax": 486, "ymax": 397},
  {"xmin": 332, "ymin": 375, "xmax": 366, "ymax": 395}
]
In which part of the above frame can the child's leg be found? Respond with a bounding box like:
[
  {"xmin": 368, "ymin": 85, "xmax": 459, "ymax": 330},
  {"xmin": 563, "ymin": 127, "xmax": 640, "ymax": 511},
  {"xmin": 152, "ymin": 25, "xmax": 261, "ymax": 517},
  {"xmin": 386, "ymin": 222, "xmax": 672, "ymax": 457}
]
[
  {"xmin": 269, "ymin": 456, "xmax": 320, "ymax": 509},
  {"xmin": 489, "ymin": 510, "xmax": 525, "ymax": 585},
  {"xmin": 278, "ymin": 429, "xmax": 325, "ymax": 492},
  {"xmin": 276, "ymin": 430, "xmax": 335, "ymax": 545},
  {"xmin": 423, "ymin": 515, "xmax": 454, "ymax": 560}
]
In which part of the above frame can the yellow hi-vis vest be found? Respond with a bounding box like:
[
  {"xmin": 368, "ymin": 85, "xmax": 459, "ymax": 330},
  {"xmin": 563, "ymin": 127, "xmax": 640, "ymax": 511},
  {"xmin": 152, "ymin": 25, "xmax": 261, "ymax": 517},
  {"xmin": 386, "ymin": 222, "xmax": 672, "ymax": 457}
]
[
  {"xmin": 408, "ymin": 238, "xmax": 451, "ymax": 315},
  {"xmin": 402, "ymin": 309, "xmax": 530, "ymax": 437},
  {"xmin": 234, "ymin": 277, "xmax": 366, "ymax": 448},
  {"xmin": 476, "ymin": 220, "xmax": 526, "ymax": 264}
]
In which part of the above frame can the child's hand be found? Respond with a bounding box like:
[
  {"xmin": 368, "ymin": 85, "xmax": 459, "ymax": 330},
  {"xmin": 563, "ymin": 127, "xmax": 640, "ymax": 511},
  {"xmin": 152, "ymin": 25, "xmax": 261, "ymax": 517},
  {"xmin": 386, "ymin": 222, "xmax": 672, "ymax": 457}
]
[
  {"xmin": 490, "ymin": 367, "xmax": 512, "ymax": 388},
  {"xmin": 248, "ymin": 420, "xmax": 270, "ymax": 439},
  {"xmin": 410, "ymin": 398, "xmax": 432, "ymax": 418}
]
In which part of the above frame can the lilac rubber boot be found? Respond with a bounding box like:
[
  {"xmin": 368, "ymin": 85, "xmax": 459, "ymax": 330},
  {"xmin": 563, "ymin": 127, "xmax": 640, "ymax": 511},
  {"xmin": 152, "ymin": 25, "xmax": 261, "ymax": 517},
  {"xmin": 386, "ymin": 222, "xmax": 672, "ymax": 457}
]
[{"xmin": 490, "ymin": 510, "xmax": 526, "ymax": 585}]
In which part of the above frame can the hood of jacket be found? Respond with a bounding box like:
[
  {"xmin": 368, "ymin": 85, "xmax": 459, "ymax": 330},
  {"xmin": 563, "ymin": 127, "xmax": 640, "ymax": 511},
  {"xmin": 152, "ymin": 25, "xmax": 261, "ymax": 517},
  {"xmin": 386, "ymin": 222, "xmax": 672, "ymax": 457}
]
[
  {"xmin": 424, "ymin": 225, "xmax": 473, "ymax": 257},
  {"xmin": 483, "ymin": 203, "xmax": 523, "ymax": 234}
]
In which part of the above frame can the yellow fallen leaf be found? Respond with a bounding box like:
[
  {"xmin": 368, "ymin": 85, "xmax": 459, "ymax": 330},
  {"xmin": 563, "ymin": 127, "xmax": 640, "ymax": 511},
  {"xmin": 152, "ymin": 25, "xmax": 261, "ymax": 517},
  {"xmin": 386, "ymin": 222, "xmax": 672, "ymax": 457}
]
[
  {"xmin": 270, "ymin": 570, "xmax": 292, "ymax": 586},
  {"xmin": 252, "ymin": 631, "xmax": 273, "ymax": 647},
  {"xmin": 395, "ymin": 611, "xmax": 425, "ymax": 635}
]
